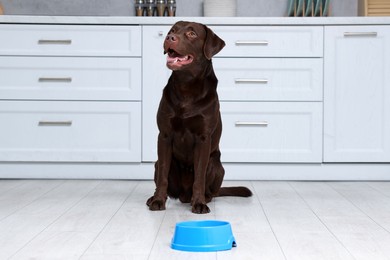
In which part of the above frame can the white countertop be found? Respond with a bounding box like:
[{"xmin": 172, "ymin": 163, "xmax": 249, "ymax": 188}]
[{"xmin": 1, "ymin": 15, "xmax": 390, "ymax": 25}]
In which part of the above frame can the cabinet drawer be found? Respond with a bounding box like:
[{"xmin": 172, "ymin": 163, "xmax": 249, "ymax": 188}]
[
  {"xmin": 0, "ymin": 101, "xmax": 141, "ymax": 162},
  {"xmin": 0, "ymin": 24, "xmax": 141, "ymax": 57},
  {"xmin": 0, "ymin": 57, "xmax": 141, "ymax": 101},
  {"xmin": 220, "ymin": 102, "xmax": 322, "ymax": 163},
  {"xmin": 212, "ymin": 26, "xmax": 323, "ymax": 57},
  {"xmin": 214, "ymin": 58, "xmax": 323, "ymax": 101}
]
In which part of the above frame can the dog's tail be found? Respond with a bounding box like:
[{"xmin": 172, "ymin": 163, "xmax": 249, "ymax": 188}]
[{"xmin": 216, "ymin": 186, "xmax": 252, "ymax": 197}]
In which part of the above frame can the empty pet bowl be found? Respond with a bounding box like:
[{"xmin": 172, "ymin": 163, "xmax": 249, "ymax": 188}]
[{"xmin": 171, "ymin": 220, "xmax": 236, "ymax": 252}]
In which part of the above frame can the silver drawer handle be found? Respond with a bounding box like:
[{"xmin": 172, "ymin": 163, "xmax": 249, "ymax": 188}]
[
  {"xmin": 235, "ymin": 121, "xmax": 269, "ymax": 127},
  {"xmin": 39, "ymin": 77, "xmax": 72, "ymax": 83},
  {"xmin": 38, "ymin": 39, "xmax": 72, "ymax": 45},
  {"xmin": 235, "ymin": 79, "xmax": 268, "ymax": 84},
  {"xmin": 343, "ymin": 32, "xmax": 377, "ymax": 37},
  {"xmin": 38, "ymin": 121, "xmax": 73, "ymax": 127},
  {"xmin": 235, "ymin": 40, "xmax": 269, "ymax": 46}
]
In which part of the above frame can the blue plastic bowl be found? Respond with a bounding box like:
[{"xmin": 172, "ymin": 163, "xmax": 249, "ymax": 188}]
[{"xmin": 171, "ymin": 220, "xmax": 236, "ymax": 252}]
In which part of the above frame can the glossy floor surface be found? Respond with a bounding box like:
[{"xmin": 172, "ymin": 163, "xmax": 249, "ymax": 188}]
[{"xmin": 1, "ymin": 180, "xmax": 390, "ymax": 259}]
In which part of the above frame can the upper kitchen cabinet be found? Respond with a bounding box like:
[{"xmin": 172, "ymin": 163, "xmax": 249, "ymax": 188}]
[{"xmin": 324, "ymin": 26, "xmax": 390, "ymax": 162}]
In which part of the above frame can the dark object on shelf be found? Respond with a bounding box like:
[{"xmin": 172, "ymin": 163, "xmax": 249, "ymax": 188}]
[
  {"xmin": 156, "ymin": 0, "xmax": 167, "ymax": 16},
  {"xmin": 135, "ymin": 0, "xmax": 145, "ymax": 16},
  {"xmin": 134, "ymin": 0, "xmax": 176, "ymax": 17},
  {"xmin": 145, "ymin": 0, "xmax": 155, "ymax": 16},
  {"xmin": 167, "ymin": 0, "xmax": 176, "ymax": 17}
]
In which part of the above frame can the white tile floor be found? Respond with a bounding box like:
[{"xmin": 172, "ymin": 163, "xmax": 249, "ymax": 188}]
[{"xmin": 1, "ymin": 180, "xmax": 390, "ymax": 259}]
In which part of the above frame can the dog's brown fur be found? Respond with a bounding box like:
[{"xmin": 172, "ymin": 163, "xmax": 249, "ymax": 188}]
[{"xmin": 147, "ymin": 21, "xmax": 252, "ymax": 214}]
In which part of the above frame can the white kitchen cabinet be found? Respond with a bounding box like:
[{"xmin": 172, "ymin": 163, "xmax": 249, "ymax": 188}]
[
  {"xmin": 0, "ymin": 24, "xmax": 141, "ymax": 57},
  {"xmin": 0, "ymin": 56, "xmax": 141, "ymax": 101},
  {"xmin": 142, "ymin": 25, "xmax": 323, "ymax": 163},
  {"xmin": 210, "ymin": 26, "xmax": 323, "ymax": 58},
  {"xmin": 324, "ymin": 26, "xmax": 390, "ymax": 162},
  {"xmin": 0, "ymin": 101, "xmax": 141, "ymax": 162},
  {"xmin": 213, "ymin": 58, "xmax": 323, "ymax": 101},
  {"xmin": 220, "ymin": 102, "xmax": 323, "ymax": 163},
  {"xmin": 1, "ymin": 16, "xmax": 389, "ymax": 179},
  {"xmin": 142, "ymin": 26, "xmax": 171, "ymax": 162},
  {"xmin": 0, "ymin": 24, "xmax": 143, "ymax": 163}
]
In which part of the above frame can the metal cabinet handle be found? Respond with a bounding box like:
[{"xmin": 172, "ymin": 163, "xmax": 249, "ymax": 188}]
[
  {"xmin": 38, "ymin": 39, "xmax": 72, "ymax": 45},
  {"xmin": 235, "ymin": 79, "xmax": 268, "ymax": 84},
  {"xmin": 38, "ymin": 121, "xmax": 72, "ymax": 127},
  {"xmin": 235, "ymin": 121, "xmax": 269, "ymax": 127},
  {"xmin": 38, "ymin": 77, "xmax": 72, "ymax": 83},
  {"xmin": 235, "ymin": 40, "xmax": 269, "ymax": 46},
  {"xmin": 343, "ymin": 32, "xmax": 377, "ymax": 37}
]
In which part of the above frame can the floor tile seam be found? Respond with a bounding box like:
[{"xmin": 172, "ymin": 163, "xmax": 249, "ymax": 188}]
[
  {"xmin": 250, "ymin": 181, "xmax": 288, "ymax": 260},
  {"xmin": 326, "ymin": 182, "xmax": 390, "ymax": 235},
  {"xmin": 0, "ymin": 180, "xmax": 29, "ymax": 195},
  {"xmin": 147, "ymin": 207, "xmax": 167, "ymax": 259},
  {"xmin": 0, "ymin": 180, "xmax": 66, "ymax": 222},
  {"xmin": 8, "ymin": 180, "xmax": 103, "ymax": 259},
  {"xmin": 366, "ymin": 182, "xmax": 390, "ymax": 199},
  {"xmin": 288, "ymin": 182, "xmax": 356, "ymax": 260},
  {"xmin": 79, "ymin": 180, "xmax": 141, "ymax": 258}
]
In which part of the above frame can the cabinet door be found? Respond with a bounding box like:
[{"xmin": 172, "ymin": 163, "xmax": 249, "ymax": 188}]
[
  {"xmin": 142, "ymin": 26, "xmax": 171, "ymax": 162},
  {"xmin": 324, "ymin": 26, "xmax": 390, "ymax": 162},
  {"xmin": 220, "ymin": 102, "xmax": 323, "ymax": 163}
]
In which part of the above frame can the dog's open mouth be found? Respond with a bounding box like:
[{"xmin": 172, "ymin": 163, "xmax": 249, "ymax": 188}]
[{"xmin": 166, "ymin": 48, "xmax": 193, "ymax": 69}]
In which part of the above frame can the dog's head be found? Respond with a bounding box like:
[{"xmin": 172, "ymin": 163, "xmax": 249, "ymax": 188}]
[{"xmin": 164, "ymin": 21, "xmax": 225, "ymax": 71}]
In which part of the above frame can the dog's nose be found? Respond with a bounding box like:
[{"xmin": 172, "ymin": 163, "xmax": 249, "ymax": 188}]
[{"xmin": 166, "ymin": 34, "xmax": 177, "ymax": 42}]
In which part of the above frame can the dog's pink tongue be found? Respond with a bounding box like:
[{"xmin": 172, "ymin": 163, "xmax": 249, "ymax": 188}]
[{"xmin": 167, "ymin": 55, "xmax": 189, "ymax": 63}]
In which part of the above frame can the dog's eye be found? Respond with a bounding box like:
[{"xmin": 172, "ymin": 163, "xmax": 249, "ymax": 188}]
[{"xmin": 187, "ymin": 31, "xmax": 197, "ymax": 38}]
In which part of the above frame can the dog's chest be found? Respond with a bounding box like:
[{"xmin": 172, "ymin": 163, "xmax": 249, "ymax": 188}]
[{"xmin": 170, "ymin": 108, "xmax": 204, "ymax": 134}]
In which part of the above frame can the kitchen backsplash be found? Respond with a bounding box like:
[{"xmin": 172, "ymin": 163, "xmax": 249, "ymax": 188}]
[{"xmin": 0, "ymin": 0, "xmax": 357, "ymax": 17}]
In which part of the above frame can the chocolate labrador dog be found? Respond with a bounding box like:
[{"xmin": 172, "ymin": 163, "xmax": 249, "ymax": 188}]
[{"xmin": 147, "ymin": 21, "xmax": 252, "ymax": 214}]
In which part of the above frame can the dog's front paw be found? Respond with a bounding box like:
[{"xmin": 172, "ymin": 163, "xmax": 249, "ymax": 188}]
[
  {"xmin": 146, "ymin": 196, "xmax": 166, "ymax": 211},
  {"xmin": 192, "ymin": 203, "xmax": 210, "ymax": 214}
]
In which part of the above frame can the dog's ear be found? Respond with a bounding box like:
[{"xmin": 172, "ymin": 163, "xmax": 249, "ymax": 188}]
[{"xmin": 203, "ymin": 25, "xmax": 225, "ymax": 60}]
